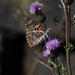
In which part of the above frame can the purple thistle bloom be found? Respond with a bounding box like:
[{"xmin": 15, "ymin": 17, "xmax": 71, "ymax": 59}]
[
  {"xmin": 45, "ymin": 38, "xmax": 60, "ymax": 50},
  {"xmin": 29, "ymin": 2, "xmax": 43, "ymax": 14},
  {"xmin": 43, "ymin": 50, "xmax": 50, "ymax": 57},
  {"xmin": 43, "ymin": 38, "xmax": 60, "ymax": 57}
]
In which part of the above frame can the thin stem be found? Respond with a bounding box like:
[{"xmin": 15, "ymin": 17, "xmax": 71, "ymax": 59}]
[
  {"xmin": 55, "ymin": 59, "xmax": 60, "ymax": 75},
  {"xmin": 66, "ymin": 49, "xmax": 71, "ymax": 75},
  {"xmin": 65, "ymin": 5, "xmax": 72, "ymax": 75},
  {"xmin": 33, "ymin": 57, "xmax": 56, "ymax": 75},
  {"xmin": 60, "ymin": 0, "xmax": 72, "ymax": 74},
  {"xmin": 57, "ymin": 57, "xmax": 68, "ymax": 75},
  {"xmin": 33, "ymin": 57, "xmax": 52, "ymax": 69},
  {"xmin": 52, "ymin": 68, "xmax": 57, "ymax": 75},
  {"xmin": 27, "ymin": 60, "xmax": 38, "ymax": 75},
  {"xmin": 57, "ymin": 57, "xmax": 67, "ymax": 71},
  {"xmin": 60, "ymin": 0, "xmax": 65, "ymax": 8}
]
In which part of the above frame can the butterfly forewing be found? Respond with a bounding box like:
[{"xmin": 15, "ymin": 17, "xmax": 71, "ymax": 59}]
[{"xmin": 22, "ymin": 17, "xmax": 45, "ymax": 32}]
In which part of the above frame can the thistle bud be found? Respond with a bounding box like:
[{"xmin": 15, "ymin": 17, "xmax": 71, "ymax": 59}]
[{"xmin": 64, "ymin": 0, "xmax": 73, "ymax": 5}]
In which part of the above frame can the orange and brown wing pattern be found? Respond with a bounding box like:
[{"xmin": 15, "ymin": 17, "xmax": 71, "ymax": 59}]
[
  {"xmin": 22, "ymin": 17, "xmax": 45, "ymax": 32},
  {"xmin": 26, "ymin": 30, "xmax": 45, "ymax": 47},
  {"xmin": 22, "ymin": 17, "xmax": 51, "ymax": 47}
]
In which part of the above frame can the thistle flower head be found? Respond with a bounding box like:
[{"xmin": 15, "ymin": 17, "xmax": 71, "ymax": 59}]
[
  {"xmin": 43, "ymin": 50, "xmax": 50, "ymax": 57},
  {"xmin": 29, "ymin": 2, "xmax": 43, "ymax": 14},
  {"xmin": 45, "ymin": 38, "xmax": 60, "ymax": 50},
  {"xmin": 43, "ymin": 38, "xmax": 60, "ymax": 57}
]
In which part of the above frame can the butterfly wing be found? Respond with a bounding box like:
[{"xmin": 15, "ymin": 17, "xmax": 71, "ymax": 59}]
[
  {"xmin": 32, "ymin": 28, "xmax": 51, "ymax": 46},
  {"xmin": 22, "ymin": 17, "xmax": 51, "ymax": 47},
  {"xmin": 22, "ymin": 17, "xmax": 45, "ymax": 31},
  {"xmin": 26, "ymin": 28, "xmax": 51, "ymax": 47},
  {"xmin": 26, "ymin": 30, "xmax": 44, "ymax": 47}
]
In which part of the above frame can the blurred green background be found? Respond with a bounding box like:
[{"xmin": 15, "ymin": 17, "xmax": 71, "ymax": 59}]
[{"xmin": 0, "ymin": 0, "xmax": 75, "ymax": 75}]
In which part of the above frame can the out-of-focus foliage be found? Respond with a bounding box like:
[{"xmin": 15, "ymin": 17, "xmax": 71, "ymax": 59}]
[
  {"xmin": 3, "ymin": 0, "xmax": 45, "ymax": 20},
  {"xmin": 11, "ymin": 0, "xmax": 33, "ymax": 20},
  {"xmin": 1, "ymin": 0, "xmax": 52, "ymax": 20}
]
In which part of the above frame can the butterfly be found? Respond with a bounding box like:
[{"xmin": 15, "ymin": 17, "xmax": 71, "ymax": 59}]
[{"xmin": 22, "ymin": 17, "xmax": 51, "ymax": 47}]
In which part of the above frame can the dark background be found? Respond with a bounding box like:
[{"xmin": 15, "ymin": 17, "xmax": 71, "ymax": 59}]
[{"xmin": 0, "ymin": 0, "xmax": 75, "ymax": 75}]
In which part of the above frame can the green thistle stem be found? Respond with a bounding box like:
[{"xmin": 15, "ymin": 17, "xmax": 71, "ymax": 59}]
[
  {"xmin": 55, "ymin": 59, "xmax": 60, "ymax": 75},
  {"xmin": 60, "ymin": 0, "xmax": 72, "ymax": 75},
  {"xmin": 52, "ymin": 68, "xmax": 57, "ymax": 75},
  {"xmin": 65, "ymin": 4, "xmax": 72, "ymax": 75}
]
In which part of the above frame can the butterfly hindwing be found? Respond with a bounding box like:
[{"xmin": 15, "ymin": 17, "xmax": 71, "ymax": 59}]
[{"xmin": 26, "ymin": 30, "xmax": 44, "ymax": 47}]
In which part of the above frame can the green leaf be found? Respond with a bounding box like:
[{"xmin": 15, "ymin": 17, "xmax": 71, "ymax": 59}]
[
  {"xmin": 71, "ymin": 21, "xmax": 75, "ymax": 26},
  {"xmin": 58, "ymin": 64, "xmax": 61, "ymax": 70},
  {"xmin": 64, "ymin": 46, "xmax": 69, "ymax": 51},
  {"xmin": 64, "ymin": 46, "xmax": 67, "ymax": 50},
  {"xmin": 58, "ymin": 4, "xmax": 64, "ymax": 9},
  {"xmin": 64, "ymin": 43, "xmax": 74, "ymax": 51},
  {"xmin": 59, "ymin": 65, "xmax": 66, "ymax": 72},
  {"xmin": 62, "ymin": 67, "xmax": 66, "ymax": 72},
  {"xmin": 48, "ymin": 60, "xmax": 57, "ymax": 68},
  {"xmin": 68, "ymin": 43, "xmax": 74, "ymax": 51}
]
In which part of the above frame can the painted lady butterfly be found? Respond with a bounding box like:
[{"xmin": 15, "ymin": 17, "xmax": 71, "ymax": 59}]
[{"xmin": 22, "ymin": 17, "xmax": 51, "ymax": 47}]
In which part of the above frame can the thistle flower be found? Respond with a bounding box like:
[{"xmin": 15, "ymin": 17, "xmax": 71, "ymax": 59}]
[
  {"xmin": 45, "ymin": 38, "xmax": 60, "ymax": 50},
  {"xmin": 43, "ymin": 38, "xmax": 60, "ymax": 57},
  {"xmin": 43, "ymin": 50, "xmax": 50, "ymax": 57},
  {"xmin": 29, "ymin": 2, "xmax": 43, "ymax": 14}
]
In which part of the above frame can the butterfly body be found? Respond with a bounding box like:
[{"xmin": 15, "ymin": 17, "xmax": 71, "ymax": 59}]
[{"xmin": 22, "ymin": 17, "xmax": 51, "ymax": 47}]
